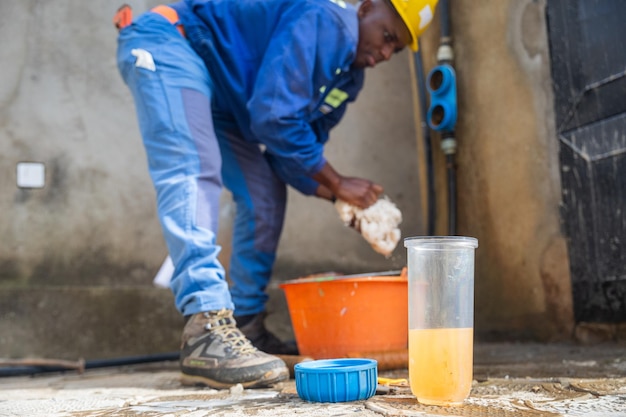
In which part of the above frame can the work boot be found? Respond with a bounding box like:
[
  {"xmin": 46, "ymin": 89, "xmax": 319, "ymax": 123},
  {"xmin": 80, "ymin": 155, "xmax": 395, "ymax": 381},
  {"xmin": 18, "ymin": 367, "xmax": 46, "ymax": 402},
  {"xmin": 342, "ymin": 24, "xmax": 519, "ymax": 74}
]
[
  {"xmin": 180, "ymin": 309, "xmax": 289, "ymax": 389},
  {"xmin": 236, "ymin": 312, "xmax": 299, "ymax": 355}
]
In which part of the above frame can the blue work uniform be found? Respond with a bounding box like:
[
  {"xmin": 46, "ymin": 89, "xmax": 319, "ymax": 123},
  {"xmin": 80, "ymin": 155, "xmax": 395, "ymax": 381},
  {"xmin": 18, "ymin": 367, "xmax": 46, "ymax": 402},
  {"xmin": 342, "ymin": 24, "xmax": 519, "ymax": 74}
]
[{"xmin": 116, "ymin": 0, "xmax": 365, "ymax": 317}]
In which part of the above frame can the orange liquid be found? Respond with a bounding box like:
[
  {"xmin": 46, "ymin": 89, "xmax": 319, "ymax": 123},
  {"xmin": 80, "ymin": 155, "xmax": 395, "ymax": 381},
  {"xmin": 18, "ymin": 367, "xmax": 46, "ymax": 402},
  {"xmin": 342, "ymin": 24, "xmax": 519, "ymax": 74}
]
[{"xmin": 409, "ymin": 328, "xmax": 473, "ymax": 406}]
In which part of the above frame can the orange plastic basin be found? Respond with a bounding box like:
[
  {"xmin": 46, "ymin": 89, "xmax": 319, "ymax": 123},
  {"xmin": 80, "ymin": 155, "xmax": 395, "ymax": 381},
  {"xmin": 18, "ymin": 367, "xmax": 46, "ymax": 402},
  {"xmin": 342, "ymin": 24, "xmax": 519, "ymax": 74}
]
[{"xmin": 280, "ymin": 275, "xmax": 408, "ymax": 359}]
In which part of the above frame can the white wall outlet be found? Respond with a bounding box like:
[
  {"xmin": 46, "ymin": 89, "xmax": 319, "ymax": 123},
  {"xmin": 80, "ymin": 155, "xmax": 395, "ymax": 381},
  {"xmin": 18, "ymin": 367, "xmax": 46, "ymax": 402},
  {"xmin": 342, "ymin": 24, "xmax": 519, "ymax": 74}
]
[{"xmin": 16, "ymin": 162, "xmax": 46, "ymax": 188}]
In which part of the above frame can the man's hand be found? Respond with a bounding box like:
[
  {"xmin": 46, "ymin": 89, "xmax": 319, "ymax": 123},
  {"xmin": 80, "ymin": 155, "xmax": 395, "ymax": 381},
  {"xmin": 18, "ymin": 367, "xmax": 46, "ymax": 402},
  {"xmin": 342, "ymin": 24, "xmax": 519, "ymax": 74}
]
[
  {"xmin": 334, "ymin": 177, "xmax": 383, "ymax": 208},
  {"xmin": 312, "ymin": 162, "xmax": 383, "ymax": 209}
]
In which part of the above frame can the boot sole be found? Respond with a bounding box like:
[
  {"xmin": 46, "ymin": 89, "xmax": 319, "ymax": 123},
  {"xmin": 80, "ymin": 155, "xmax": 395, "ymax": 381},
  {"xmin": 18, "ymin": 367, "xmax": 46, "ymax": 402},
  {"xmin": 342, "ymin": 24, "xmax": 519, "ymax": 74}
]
[{"xmin": 180, "ymin": 366, "xmax": 289, "ymax": 389}]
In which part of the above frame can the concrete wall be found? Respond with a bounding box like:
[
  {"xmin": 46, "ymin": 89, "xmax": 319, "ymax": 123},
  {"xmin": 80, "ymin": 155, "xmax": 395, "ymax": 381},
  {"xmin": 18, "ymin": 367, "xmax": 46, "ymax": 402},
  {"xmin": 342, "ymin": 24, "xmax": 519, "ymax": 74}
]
[
  {"xmin": 0, "ymin": 1, "xmax": 166, "ymax": 287},
  {"xmin": 0, "ymin": 0, "xmax": 577, "ymax": 360},
  {"xmin": 418, "ymin": 0, "xmax": 574, "ymax": 341}
]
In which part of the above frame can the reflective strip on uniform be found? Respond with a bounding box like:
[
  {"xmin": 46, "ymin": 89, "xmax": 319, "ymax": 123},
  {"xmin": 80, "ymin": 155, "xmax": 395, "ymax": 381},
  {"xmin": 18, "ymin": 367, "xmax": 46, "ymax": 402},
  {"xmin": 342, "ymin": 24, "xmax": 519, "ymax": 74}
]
[{"xmin": 324, "ymin": 88, "xmax": 349, "ymax": 108}]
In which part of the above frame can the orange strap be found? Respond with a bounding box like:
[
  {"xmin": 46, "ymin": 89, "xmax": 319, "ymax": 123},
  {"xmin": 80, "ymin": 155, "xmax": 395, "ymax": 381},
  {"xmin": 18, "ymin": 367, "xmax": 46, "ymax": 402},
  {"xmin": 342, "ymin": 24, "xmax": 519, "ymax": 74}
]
[
  {"xmin": 151, "ymin": 5, "xmax": 186, "ymax": 38},
  {"xmin": 113, "ymin": 4, "xmax": 133, "ymax": 31},
  {"xmin": 113, "ymin": 4, "xmax": 185, "ymax": 38}
]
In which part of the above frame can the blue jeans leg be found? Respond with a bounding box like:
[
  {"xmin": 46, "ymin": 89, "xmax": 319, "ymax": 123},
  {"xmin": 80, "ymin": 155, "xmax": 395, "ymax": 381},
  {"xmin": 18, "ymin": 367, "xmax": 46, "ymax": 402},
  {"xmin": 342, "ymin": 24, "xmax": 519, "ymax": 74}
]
[
  {"xmin": 215, "ymin": 122, "xmax": 287, "ymax": 317},
  {"xmin": 117, "ymin": 12, "xmax": 232, "ymax": 316}
]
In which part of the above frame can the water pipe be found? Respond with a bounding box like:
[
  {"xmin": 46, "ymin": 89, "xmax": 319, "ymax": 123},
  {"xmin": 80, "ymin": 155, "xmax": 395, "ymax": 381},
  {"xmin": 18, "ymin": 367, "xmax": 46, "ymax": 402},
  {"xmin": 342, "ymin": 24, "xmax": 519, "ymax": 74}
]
[
  {"xmin": 0, "ymin": 352, "xmax": 180, "ymax": 377},
  {"xmin": 413, "ymin": 42, "xmax": 436, "ymax": 236},
  {"xmin": 440, "ymin": 0, "xmax": 457, "ymax": 236},
  {"xmin": 425, "ymin": 0, "xmax": 458, "ymax": 235},
  {"xmin": 413, "ymin": 0, "xmax": 458, "ymax": 236},
  {"xmin": 446, "ymin": 152, "xmax": 457, "ymax": 235}
]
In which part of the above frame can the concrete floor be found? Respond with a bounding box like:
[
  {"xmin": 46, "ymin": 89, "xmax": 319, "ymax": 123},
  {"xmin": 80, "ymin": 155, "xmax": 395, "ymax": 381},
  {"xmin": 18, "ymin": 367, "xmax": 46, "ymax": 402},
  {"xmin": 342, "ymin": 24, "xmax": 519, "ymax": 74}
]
[{"xmin": 1, "ymin": 343, "xmax": 626, "ymax": 417}]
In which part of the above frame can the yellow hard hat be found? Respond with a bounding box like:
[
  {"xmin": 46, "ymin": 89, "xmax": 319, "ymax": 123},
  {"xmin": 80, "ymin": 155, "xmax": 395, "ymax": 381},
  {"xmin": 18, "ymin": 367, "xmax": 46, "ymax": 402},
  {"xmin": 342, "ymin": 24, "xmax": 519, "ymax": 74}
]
[{"xmin": 388, "ymin": 0, "xmax": 439, "ymax": 51}]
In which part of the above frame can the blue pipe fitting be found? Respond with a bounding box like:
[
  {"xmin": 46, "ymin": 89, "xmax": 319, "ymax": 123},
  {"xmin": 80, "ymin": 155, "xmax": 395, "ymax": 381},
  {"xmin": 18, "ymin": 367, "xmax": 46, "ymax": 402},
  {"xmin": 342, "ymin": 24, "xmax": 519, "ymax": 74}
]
[{"xmin": 426, "ymin": 64, "xmax": 457, "ymax": 133}]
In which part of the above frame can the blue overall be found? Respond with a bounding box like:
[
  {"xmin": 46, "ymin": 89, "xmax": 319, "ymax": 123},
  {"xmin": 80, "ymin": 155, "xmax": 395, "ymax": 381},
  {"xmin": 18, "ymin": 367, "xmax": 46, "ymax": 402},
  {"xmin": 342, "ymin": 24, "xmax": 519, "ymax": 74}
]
[{"xmin": 116, "ymin": 0, "xmax": 365, "ymax": 317}]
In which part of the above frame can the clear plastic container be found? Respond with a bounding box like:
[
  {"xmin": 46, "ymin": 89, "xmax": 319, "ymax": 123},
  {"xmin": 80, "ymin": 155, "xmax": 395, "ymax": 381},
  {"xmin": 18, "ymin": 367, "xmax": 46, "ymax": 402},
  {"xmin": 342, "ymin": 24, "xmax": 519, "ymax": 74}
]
[{"xmin": 404, "ymin": 236, "xmax": 478, "ymax": 406}]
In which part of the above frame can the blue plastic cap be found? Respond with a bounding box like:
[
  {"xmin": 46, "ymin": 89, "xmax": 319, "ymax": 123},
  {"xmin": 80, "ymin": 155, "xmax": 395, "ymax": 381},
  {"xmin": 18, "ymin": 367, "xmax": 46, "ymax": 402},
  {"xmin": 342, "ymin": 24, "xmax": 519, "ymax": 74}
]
[{"xmin": 294, "ymin": 358, "xmax": 378, "ymax": 403}]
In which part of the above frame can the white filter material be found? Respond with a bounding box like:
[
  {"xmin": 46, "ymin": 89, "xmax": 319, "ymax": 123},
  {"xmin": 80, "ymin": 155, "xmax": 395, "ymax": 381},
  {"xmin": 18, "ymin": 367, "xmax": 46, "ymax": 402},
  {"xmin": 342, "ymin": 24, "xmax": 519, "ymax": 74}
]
[{"xmin": 335, "ymin": 196, "xmax": 402, "ymax": 257}]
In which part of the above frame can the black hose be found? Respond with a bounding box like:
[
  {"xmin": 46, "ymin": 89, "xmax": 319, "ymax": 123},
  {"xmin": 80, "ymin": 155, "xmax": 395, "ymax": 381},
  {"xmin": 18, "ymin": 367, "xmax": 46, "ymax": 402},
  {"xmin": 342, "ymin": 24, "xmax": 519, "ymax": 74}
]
[
  {"xmin": 85, "ymin": 352, "xmax": 179, "ymax": 369},
  {"xmin": 0, "ymin": 352, "xmax": 180, "ymax": 378},
  {"xmin": 413, "ymin": 42, "xmax": 436, "ymax": 236},
  {"xmin": 439, "ymin": 0, "xmax": 452, "ymax": 40},
  {"xmin": 446, "ymin": 153, "xmax": 457, "ymax": 235},
  {"xmin": 438, "ymin": 0, "xmax": 456, "ymax": 236}
]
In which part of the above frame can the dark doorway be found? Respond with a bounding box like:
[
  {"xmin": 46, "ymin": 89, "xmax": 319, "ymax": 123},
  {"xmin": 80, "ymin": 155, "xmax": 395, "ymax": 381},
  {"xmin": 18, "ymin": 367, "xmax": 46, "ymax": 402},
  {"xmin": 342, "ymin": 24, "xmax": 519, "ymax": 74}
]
[{"xmin": 546, "ymin": 1, "xmax": 626, "ymax": 322}]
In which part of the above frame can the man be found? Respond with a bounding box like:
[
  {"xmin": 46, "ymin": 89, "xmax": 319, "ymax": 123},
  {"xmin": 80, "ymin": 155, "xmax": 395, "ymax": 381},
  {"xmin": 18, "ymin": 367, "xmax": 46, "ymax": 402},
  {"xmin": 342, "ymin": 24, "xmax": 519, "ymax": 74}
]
[{"xmin": 116, "ymin": 0, "xmax": 437, "ymax": 389}]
